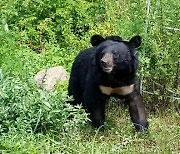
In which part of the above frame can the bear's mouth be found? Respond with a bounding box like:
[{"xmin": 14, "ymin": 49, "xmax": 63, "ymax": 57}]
[{"xmin": 103, "ymin": 67, "xmax": 113, "ymax": 73}]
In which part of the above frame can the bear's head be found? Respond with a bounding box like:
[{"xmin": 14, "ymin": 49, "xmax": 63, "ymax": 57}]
[{"xmin": 91, "ymin": 34, "xmax": 141, "ymax": 75}]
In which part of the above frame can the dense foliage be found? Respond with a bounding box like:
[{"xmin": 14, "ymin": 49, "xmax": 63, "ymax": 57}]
[
  {"xmin": 0, "ymin": 69, "xmax": 87, "ymax": 134},
  {"xmin": 1, "ymin": 0, "xmax": 179, "ymax": 107},
  {"xmin": 0, "ymin": 0, "xmax": 179, "ymax": 153}
]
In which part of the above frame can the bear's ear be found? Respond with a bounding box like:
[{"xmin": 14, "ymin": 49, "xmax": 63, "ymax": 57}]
[
  {"xmin": 129, "ymin": 35, "xmax": 141, "ymax": 48},
  {"xmin": 90, "ymin": 34, "xmax": 105, "ymax": 46},
  {"xmin": 105, "ymin": 35, "xmax": 123, "ymax": 42}
]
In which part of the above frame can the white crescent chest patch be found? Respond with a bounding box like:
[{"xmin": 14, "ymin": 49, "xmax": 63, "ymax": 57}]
[{"xmin": 99, "ymin": 84, "xmax": 134, "ymax": 96}]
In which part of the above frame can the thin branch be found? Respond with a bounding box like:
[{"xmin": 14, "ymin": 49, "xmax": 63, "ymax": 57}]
[
  {"xmin": 143, "ymin": 90, "xmax": 180, "ymax": 100},
  {"xmin": 145, "ymin": 0, "xmax": 151, "ymax": 33},
  {"xmin": 141, "ymin": 0, "xmax": 151, "ymax": 95},
  {"xmin": 161, "ymin": 26, "xmax": 180, "ymax": 31},
  {"xmin": 174, "ymin": 61, "xmax": 179, "ymax": 90},
  {"xmin": 150, "ymin": 79, "xmax": 179, "ymax": 96}
]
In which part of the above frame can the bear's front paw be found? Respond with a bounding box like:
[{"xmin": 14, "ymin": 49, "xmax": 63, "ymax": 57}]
[
  {"xmin": 92, "ymin": 119, "xmax": 105, "ymax": 130},
  {"xmin": 134, "ymin": 121, "xmax": 149, "ymax": 132}
]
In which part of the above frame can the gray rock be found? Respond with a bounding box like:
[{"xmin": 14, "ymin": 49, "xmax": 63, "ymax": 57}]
[{"xmin": 34, "ymin": 66, "xmax": 68, "ymax": 90}]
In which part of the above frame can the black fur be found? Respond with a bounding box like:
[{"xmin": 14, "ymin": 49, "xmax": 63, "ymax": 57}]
[
  {"xmin": 91, "ymin": 34, "xmax": 123, "ymax": 46},
  {"xmin": 68, "ymin": 34, "xmax": 148, "ymax": 132}
]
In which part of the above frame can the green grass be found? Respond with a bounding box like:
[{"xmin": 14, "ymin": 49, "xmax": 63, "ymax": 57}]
[{"xmin": 0, "ymin": 103, "xmax": 179, "ymax": 153}]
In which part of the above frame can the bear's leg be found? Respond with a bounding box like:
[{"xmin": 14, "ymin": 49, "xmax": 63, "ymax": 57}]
[
  {"xmin": 83, "ymin": 87, "xmax": 107, "ymax": 128},
  {"xmin": 126, "ymin": 92, "xmax": 148, "ymax": 132},
  {"xmin": 89, "ymin": 102, "xmax": 106, "ymax": 128}
]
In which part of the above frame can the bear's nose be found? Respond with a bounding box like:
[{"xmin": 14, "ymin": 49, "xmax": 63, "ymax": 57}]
[{"xmin": 101, "ymin": 60, "xmax": 107, "ymax": 67}]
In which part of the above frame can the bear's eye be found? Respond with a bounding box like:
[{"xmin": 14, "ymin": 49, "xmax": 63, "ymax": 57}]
[{"xmin": 113, "ymin": 51, "xmax": 119, "ymax": 58}]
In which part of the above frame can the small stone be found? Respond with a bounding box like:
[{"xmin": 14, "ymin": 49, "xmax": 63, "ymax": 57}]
[{"xmin": 34, "ymin": 66, "xmax": 68, "ymax": 90}]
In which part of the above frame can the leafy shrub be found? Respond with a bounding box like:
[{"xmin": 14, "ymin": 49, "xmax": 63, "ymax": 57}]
[
  {"xmin": 0, "ymin": 0, "xmax": 106, "ymax": 52},
  {"xmin": 0, "ymin": 0, "xmax": 179, "ymax": 111},
  {"xmin": 0, "ymin": 69, "xmax": 88, "ymax": 134}
]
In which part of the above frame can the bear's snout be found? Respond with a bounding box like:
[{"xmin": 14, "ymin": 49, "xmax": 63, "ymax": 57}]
[
  {"xmin": 100, "ymin": 59, "xmax": 113, "ymax": 68},
  {"xmin": 100, "ymin": 53, "xmax": 114, "ymax": 73}
]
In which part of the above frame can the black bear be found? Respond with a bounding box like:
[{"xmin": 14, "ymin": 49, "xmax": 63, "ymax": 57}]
[{"xmin": 68, "ymin": 34, "xmax": 148, "ymax": 132}]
